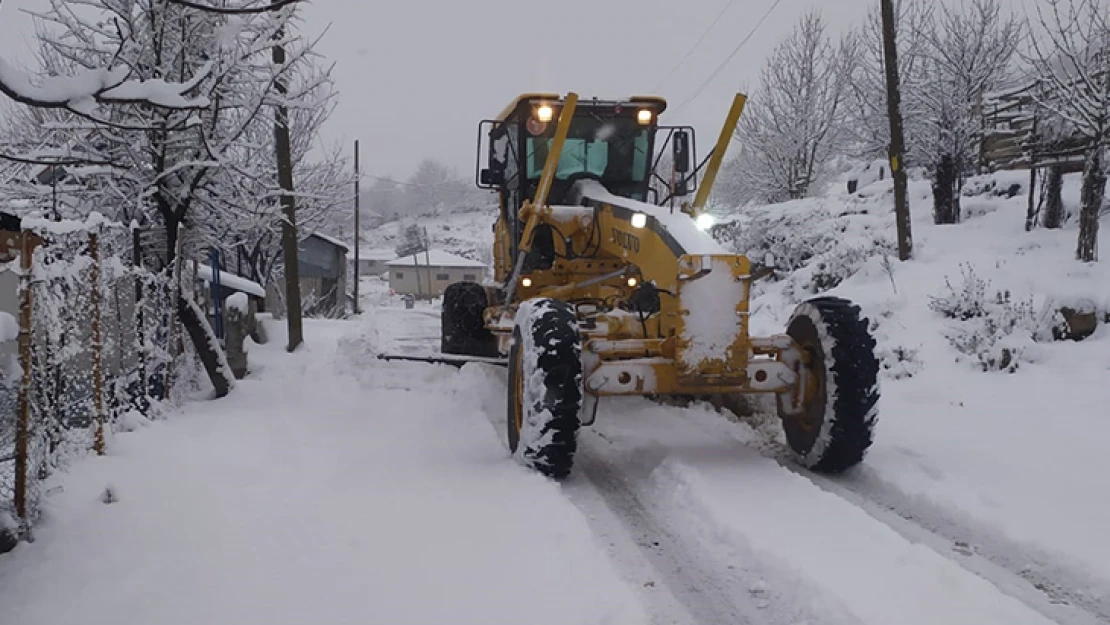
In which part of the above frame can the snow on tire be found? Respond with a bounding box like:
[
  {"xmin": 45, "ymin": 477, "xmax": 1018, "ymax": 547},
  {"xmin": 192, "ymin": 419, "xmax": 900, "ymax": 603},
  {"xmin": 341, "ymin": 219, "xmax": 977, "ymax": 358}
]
[
  {"xmin": 777, "ymin": 296, "xmax": 880, "ymax": 474},
  {"xmin": 507, "ymin": 298, "xmax": 583, "ymax": 479}
]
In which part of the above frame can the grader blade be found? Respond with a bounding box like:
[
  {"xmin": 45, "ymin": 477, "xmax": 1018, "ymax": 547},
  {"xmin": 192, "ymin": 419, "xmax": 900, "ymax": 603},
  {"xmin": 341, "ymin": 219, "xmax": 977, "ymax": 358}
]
[{"xmin": 375, "ymin": 352, "xmax": 508, "ymax": 368}]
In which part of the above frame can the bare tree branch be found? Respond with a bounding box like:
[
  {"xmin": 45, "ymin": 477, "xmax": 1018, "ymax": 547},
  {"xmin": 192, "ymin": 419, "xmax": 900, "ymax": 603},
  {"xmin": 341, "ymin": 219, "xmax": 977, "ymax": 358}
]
[{"xmin": 164, "ymin": 0, "xmax": 303, "ymax": 15}]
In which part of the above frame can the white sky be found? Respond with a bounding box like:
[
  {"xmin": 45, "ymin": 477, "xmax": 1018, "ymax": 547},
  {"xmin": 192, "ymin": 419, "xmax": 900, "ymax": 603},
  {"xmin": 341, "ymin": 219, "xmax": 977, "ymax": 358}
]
[{"xmin": 0, "ymin": 0, "xmax": 1030, "ymax": 180}]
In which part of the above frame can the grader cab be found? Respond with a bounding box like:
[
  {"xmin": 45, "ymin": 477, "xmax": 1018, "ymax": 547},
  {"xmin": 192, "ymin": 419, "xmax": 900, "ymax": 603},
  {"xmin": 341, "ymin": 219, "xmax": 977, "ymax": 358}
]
[{"xmin": 439, "ymin": 92, "xmax": 880, "ymax": 479}]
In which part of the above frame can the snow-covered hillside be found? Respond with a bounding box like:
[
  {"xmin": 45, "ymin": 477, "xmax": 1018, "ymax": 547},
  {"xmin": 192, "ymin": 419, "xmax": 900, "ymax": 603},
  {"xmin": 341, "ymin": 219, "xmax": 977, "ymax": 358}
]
[{"xmin": 359, "ymin": 203, "xmax": 498, "ymax": 268}]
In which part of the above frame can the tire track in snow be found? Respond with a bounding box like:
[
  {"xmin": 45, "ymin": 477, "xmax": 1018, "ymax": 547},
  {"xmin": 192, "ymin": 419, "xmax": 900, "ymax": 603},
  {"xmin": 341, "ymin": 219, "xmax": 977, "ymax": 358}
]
[
  {"xmin": 565, "ymin": 433, "xmax": 853, "ymax": 625},
  {"xmin": 456, "ymin": 359, "xmax": 820, "ymax": 625},
  {"xmin": 695, "ymin": 407, "xmax": 1110, "ymax": 625},
  {"xmin": 764, "ymin": 446, "xmax": 1110, "ymax": 625}
]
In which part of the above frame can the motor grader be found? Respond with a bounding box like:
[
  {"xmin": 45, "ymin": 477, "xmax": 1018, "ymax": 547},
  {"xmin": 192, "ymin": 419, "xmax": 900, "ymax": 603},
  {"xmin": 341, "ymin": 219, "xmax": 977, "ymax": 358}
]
[{"xmin": 410, "ymin": 92, "xmax": 880, "ymax": 479}]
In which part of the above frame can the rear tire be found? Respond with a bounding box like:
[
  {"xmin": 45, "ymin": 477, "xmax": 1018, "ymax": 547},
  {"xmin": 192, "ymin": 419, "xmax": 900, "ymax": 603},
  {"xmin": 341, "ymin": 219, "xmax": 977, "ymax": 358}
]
[
  {"xmin": 441, "ymin": 281, "xmax": 498, "ymax": 357},
  {"xmin": 506, "ymin": 299, "xmax": 583, "ymax": 479},
  {"xmin": 777, "ymin": 296, "xmax": 880, "ymax": 473}
]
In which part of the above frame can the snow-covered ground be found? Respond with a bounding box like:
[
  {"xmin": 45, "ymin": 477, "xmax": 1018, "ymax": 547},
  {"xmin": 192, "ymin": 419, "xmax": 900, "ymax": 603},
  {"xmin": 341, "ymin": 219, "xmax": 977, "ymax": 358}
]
[
  {"xmin": 2, "ymin": 171, "xmax": 1108, "ymax": 625},
  {"xmin": 0, "ymin": 318, "xmax": 645, "ymax": 625},
  {"xmin": 732, "ymin": 172, "xmax": 1110, "ymax": 615}
]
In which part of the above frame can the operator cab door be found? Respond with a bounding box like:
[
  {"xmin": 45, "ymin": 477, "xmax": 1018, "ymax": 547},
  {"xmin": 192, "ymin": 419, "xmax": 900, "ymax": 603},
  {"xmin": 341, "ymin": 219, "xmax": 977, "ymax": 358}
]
[{"xmin": 477, "ymin": 119, "xmax": 524, "ymax": 273}]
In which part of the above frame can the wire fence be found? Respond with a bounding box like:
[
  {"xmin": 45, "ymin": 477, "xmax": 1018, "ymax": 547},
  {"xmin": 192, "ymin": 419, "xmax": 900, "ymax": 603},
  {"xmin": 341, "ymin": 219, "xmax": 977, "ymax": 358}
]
[{"xmin": 0, "ymin": 217, "xmax": 200, "ymax": 548}]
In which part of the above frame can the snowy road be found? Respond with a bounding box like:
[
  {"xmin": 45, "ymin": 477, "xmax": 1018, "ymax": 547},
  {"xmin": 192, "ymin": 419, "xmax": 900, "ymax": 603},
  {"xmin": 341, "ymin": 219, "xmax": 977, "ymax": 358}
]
[
  {"xmin": 364, "ymin": 304, "xmax": 1105, "ymax": 625},
  {"xmin": 0, "ymin": 307, "xmax": 1106, "ymax": 625}
]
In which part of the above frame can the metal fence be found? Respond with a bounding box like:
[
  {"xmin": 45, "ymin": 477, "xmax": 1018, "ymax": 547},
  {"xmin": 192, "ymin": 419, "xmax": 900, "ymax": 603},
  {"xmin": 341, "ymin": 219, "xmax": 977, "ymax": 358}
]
[{"xmin": 0, "ymin": 218, "xmax": 196, "ymax": 549}]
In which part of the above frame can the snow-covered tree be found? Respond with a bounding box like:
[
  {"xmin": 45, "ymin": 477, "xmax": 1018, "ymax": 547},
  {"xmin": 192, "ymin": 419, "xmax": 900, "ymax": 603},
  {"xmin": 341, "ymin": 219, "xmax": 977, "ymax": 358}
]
[
  {"xmin": 732, "ymin": 11, "xmax": 856, "ymax": 203},
  {"xmin": 0, "ymin": 0, "xmax": 345, "ymax": 391},
  {"xmin": 1, "ymin": 0, "xmax": 347, "ymax": 273},
  {"xmin": 844, "ymin": 0, "xmax": 934, "ymax": 166},
  {"xmin": 917, "ymin": 0, "xmax": 1021, "ymax": 224},
  {"xmin": 1027, "ymin": 0, "xmax": 1110, "ymax": 262},
  {"xmin": 0, "ymin": 0, "xmax": 303, "ymax": 113}
]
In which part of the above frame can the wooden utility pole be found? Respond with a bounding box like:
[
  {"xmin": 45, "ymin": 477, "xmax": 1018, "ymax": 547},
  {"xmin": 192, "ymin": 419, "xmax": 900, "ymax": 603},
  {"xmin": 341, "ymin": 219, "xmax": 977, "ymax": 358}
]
[
  {"xmin": 881, "ymin": 0, "xmax": 913, "ymax": 261},
  {"xmin": 353, "ymin": 140, "xmax": 360, "ymax": 315},
  {"xmin": 13, "ymin": 232, "xmax": 35, "ymax": 520},
  {"xmin": 89, "ymin": 232, "xmax": 106, "ymax": 456},
  {"xmin": 272, "ymin": 2, "xmax": 303, "ymax": 351}
]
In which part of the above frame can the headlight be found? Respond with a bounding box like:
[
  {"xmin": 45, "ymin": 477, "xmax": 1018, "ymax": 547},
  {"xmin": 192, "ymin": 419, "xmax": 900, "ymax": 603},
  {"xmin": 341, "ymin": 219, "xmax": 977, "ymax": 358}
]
[
  {"xmin": 695, "ymin": 213, "xmax": 716, "ymax": 230},
  {"xmin": 536, "ymin": 105, "xmax": 554, "ymax": 123},
  {"xmin": 630, "ymin": 212, "xmax": 647, "ymax": 228},
  {"xmin": 637, "ymin": 109, "xmax": 652, "ymax": 125},
  {"xmin": 521, "ymin": 277, "xmax": 533, "ymax": 287},
  {"xmin": 627, "ymin": 277, "xmax": 638, "ymax": 288}
]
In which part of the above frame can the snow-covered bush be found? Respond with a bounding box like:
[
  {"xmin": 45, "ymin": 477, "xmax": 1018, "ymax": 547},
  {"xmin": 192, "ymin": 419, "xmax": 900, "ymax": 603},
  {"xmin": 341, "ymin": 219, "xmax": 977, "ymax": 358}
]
[
  {"xmin": 928, "ymin": 264, "xmax": 1043, "ymax": 372},
  {"xmin": 723, "ymin": 197, "xmax": 897, "ymax": 301}
]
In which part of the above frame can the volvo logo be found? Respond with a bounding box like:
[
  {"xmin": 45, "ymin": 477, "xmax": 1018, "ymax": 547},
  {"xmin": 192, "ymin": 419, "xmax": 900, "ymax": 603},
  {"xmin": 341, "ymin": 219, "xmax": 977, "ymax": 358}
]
[{"xmin": 611, "ymin": 228, "xmax": 640, "ymax": 253}]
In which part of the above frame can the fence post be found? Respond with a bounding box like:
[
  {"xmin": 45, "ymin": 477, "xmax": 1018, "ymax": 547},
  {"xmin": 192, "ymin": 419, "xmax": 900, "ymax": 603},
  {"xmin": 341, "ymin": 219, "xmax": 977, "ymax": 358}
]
[
  {"xmin": 132, "ymin": 226, "xmax": 148, "ymax": 413},
  {"xmin": 89, "ymin": 231, "xmax": 106, "ymax": 456},
  {"xmin": 13, "ymin": 232, "xmax": 34, "ymax": 520}
]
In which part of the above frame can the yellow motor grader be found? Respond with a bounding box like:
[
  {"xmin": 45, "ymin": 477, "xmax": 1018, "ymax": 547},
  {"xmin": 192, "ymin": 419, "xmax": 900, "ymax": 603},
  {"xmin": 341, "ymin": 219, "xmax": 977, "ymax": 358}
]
[{"xmin": 396, "ymin": 92, "xmax": 880, "ymax": 479}]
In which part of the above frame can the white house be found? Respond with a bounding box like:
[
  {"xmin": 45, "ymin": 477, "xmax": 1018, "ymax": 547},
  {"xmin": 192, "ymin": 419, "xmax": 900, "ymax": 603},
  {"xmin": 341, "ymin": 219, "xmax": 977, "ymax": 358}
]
[{"xmin": 386, "ymin": 250, "xmax": 486, "ymax": 298}]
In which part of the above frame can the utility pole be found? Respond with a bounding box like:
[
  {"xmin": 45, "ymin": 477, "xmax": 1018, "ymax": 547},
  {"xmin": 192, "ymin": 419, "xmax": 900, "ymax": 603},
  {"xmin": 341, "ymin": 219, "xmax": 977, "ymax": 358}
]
[
  {"xmin": 881, "ymin": 0, "xmax": 913, "ymax": 261},
  {"xmin": 353, "ymin": 140, "xmax": 361, "ymax": 314},
  {"xmin": 272, "ymin": 0, "xmax": 303, "ymax": 350}
]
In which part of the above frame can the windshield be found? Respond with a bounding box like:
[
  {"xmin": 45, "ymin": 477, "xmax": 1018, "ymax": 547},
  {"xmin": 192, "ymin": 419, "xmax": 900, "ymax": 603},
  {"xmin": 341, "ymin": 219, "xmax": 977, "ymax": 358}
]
[{"xmin": 525, "ymin": 117, "xmax": 650, "ymax": 183}]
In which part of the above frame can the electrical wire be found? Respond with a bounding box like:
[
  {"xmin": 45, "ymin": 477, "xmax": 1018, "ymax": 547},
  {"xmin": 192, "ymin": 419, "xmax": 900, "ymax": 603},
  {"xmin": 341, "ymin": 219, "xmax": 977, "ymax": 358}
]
[
  {"xmin": 652, "ymin": 0, "xmax": 740, "ymax": 92},
  {"xmin": 670, "ymin": 0, "xmax": 789, "ymax": 115}
]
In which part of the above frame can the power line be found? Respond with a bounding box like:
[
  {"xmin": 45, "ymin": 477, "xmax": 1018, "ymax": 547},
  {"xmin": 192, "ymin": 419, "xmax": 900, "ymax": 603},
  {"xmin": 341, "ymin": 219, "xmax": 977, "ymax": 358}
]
[
  {"xmin": 653, "ymin": 0, "xmax": 740, "ymax": 92},
  {"xmin": 671, "ymin": 0, "xmax": 789, "ymax": 115}
]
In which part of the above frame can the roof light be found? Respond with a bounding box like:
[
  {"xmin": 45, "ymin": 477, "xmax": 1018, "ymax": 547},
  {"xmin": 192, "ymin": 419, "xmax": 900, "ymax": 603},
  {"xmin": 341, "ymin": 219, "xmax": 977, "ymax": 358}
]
[
  {"xmin": 630, "ymin": 212, "xmax": 647, "ymax": 228},
  {"xmin": 627, "ymin": 277, "xmax": 639, "ymax": 288},
  {"xmin": 536, "ymin": 105, "xmax": 554, "ymax": 123},
  {"xmin": 637, "ymin": 109, "xmax": 652, "ymax": 125},
  {"xmin": 695, "ymin": 213, "xmax": 716, "ymax": 230},
  {"xmin": 521, "ymin": 276, "xmax": 533, "ymax": 288}
]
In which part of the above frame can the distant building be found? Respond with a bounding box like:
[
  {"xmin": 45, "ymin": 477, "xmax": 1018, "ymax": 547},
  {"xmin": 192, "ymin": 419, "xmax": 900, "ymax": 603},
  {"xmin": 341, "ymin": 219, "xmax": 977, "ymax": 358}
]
[
  {"xmin": 266, "ymin": 232, "xmax": 349, "ymax": 318},
  {"xmin": 387, "ymin": 250, "xmax": 486, "ymax": 298},
  {"xmin": 354, "ymin": 247, "xmax": 396, "ymax": 278}
]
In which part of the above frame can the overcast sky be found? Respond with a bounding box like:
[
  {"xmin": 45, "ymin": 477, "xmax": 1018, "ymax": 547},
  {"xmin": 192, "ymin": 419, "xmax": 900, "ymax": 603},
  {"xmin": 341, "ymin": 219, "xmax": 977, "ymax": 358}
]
[{"xmin": 0, "ymin": 0, "xmax": 1029, "ymax": 180}]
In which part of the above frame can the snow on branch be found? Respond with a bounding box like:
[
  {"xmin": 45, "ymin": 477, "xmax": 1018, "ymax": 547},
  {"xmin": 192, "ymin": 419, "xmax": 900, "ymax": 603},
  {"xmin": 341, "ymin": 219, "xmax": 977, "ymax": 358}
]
[
  {"xmin": 165, "ymin": 0, "xmax": 303, "ymax": 14},
  {"xmin": 0, "ymin": 57, "xmax": 212, "ymax": 113}
]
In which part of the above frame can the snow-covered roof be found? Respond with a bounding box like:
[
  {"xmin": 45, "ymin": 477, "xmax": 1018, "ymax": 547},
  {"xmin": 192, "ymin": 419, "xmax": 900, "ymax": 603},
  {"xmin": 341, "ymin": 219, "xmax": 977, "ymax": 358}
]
[
  {"xmin": 385, "ymin": 249, "xmax": 486, "ymax": 268},
  {"xmin": 303, "ymin": 231, "xmax": 349, "ymax": 251},
  {"xmin": 190, "ymin": 261, "xmax": 266, "ymax": 299}
]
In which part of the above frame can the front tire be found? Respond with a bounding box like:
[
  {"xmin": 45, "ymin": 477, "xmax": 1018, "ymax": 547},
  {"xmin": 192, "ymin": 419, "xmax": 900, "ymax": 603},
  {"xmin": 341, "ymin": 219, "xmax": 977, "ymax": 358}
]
[
  {"xmin": 777, "ymin": 296, "xmax": 880, "ymax": 473},
  {"xmin": 507, "ymin": 299, "xmax": 583, "ymax": 479}
]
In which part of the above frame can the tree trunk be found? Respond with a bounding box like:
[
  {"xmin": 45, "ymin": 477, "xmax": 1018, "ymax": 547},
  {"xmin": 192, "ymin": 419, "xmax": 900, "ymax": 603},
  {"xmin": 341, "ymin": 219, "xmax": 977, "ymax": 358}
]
[
  {"xmin": 880, "ymin": 0, "xmax": 912, "ymax": 260},
  {"xmin": 272, "ymin": 8, "xmax": 303, "ymax": 351},
  {"xmin": 932, "ymin": 154, "xmax": 961, "ymax": 224},
  {"xmin": 1076, "ymin": 148, "xmax": 1104, "ymax": 262},
  {"xmin": 1043, "ymin": 164, "xmax": 1065, "ymax": 229}
]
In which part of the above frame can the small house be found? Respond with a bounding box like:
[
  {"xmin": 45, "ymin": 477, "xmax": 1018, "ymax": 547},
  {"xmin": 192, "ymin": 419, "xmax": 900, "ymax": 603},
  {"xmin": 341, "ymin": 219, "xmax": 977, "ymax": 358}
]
[
  {"xmin": 266, "ymin": 232, "xmax": 349, "ymax": 318},
  {"xmin": 387, "ymin": 250, "xmax": 486, "ymax": 298}
]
